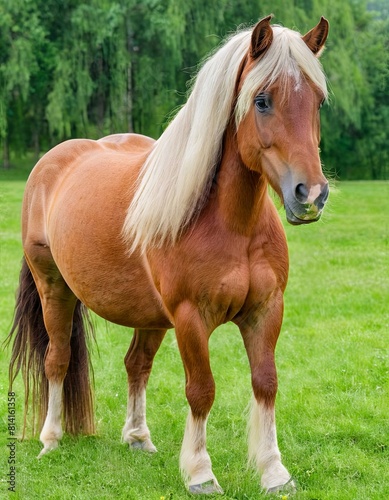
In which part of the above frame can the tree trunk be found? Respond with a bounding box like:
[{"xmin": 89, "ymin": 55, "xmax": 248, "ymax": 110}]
[
  {"xmin": 126, "ymin": 16, "xmax": 134, "ymax": 133},
  {"xmin": 97, "ymin": 53, "xmax": 105, "ymax": 136},
  {"xmin": 3, "ymin": 136, "xmax": 10, "ymax": 169},
  {"xmin": 33, "ymin": 128, "xmax": 40, "ymax": 163}
]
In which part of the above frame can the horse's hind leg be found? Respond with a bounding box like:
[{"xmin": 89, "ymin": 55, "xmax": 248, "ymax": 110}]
[
  {"xmin": 122, "ymin": 328, "xmax": 166, "ymax": 452},
  {"xmin": 37, "ymin": 297, "xmax": 77, "ymax": 457},
  {"xmin": 24, "ymin": 250, "xmax": 80, "ymax": 457},
  {"xmin": 38, "ymin": 290, "xmax": 78, "ymax": 456}
]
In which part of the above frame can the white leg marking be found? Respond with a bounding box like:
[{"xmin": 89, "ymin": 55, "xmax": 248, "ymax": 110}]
[
  {"xmin": 248, "ymin": 399, "xmax": 294, "ymax": 492},
  {"xmin": 180, "ymin": 411, "xmax": 222, "ymax": 492},
  {"xmin": 38, "ymin": 381, "xmax": 63, "ymax": 458},
  {"xmin": 122, "ymin": 388, "xmax": 156, "ymax": 452}
]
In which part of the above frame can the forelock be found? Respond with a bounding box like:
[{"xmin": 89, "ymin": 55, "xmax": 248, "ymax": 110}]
[{"xmin": 235, "ymin": 25, "xmax": 328, "ymax": 125}]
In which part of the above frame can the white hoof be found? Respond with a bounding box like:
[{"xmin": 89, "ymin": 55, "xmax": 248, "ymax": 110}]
[
  {"xmin": 266, "ymin": 477, "xmax": 296, "ymax": 494},
  {"xmin": 130, "ymin": 439, "xmax": 157, "ymax": 453},
  {"xmin": 38, "ymin": 423, "xmax": 62, "ymax": 459},
  {"xmin": 261, "ymin": 462, "xmax": 294, "ymax": 493},
  {"xmin": 122, "ymin": 423, "xmax": 156, "ymax": 453},
  {"xmin": 37, "ymin": 439, "xmax": 59, "ymax": 459},
  {"xmin": 189, "ymin": 479, "xmax": 223, "ymax": 495}
]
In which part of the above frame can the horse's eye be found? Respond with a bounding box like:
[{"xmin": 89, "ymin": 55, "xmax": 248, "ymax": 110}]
[{"xmin": 254, "ymin": 94, "xmax": 271, "ymax": 113}]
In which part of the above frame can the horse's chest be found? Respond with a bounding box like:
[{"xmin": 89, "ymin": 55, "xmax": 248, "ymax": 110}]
[{"xmin": 156, "ymin": 247, "xmax": 280, "ymax": 328}]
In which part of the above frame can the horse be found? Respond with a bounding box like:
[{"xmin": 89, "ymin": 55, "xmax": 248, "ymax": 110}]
[{"xmin": 8, "ymin": 15, "xmax": 330, "ymax": 495}]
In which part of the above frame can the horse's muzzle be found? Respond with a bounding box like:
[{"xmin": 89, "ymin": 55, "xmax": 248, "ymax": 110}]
[{"xmin": 283, "ymin": 182, "xmax": 329, "ymax": 225}]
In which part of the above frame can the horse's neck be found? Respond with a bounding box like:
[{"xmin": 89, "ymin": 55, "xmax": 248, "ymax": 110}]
[{"xmin": 213, "ymin": 127, "xmax": 268, "ymax": 236}]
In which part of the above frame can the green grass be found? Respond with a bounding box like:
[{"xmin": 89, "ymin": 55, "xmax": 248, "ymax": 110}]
[{"xmin": 0, "ymin": 168, "xmax": 388, "ymax": 499}]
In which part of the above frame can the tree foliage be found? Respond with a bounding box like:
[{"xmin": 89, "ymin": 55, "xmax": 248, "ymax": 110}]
[{"xmin": 0, "ymin": 0, "xmax": 387, "ymax": 179}]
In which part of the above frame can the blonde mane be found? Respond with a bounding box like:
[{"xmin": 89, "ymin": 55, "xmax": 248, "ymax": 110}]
[{"xmin": 123, "ymin": 24, "xmax": 327, "ymax": 252}]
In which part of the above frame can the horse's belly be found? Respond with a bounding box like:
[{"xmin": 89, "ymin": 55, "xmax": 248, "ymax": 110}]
[
  {"xmin": 61, "ymin": 247, "xmax": 171, "ymax": 329},
  {"xmin": 39, "ymin": 146, "xmax": 171, "ymax": 329}
]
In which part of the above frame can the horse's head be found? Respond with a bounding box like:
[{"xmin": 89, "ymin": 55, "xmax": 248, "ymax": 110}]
[{"xmin": 235, "ymin": 16, "xmax": 329, "ymax": 224}]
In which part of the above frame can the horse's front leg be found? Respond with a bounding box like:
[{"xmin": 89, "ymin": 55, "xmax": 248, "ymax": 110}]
[
  {"xmin": 174, "ymin": 302, "xmax": 223, "ymax": 495},
  {"xmin": 238, "ymin": 289, "xmax": 295, "ymax": 494},
  {"xmin": 122, "ymin": 328, "xmax": 166, "ymax": 452}
]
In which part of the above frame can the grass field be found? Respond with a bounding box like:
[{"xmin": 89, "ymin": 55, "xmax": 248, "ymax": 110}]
[{"xmin": 0, "ymin": 166, "xmax": 388, "ymax": 499}]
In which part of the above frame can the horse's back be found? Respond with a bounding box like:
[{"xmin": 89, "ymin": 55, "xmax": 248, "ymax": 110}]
[
  {"xmin": 97, "ymin": 132, "xmax": 155, "ymax": 152},
  {"xmin": 22, "ymin": 133, "xmax": 171, "ymax": 329},
  {"xmin": 24, "ymin": 133, "xmax": 154, "ymax": 199},
  {"xmin": 22, "ymin": 133, "xmax": 153, "ymax": 249}
]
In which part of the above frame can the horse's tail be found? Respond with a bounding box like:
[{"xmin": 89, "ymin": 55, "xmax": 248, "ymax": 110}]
[{"xmin": 6, "ymin": 257, "xmax": 96, "ymax": 437}]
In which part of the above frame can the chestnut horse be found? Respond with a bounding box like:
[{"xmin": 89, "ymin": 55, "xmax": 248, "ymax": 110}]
[{"xmin": 8, "ymin": 16, "xmax": 329, "ymax": 495}]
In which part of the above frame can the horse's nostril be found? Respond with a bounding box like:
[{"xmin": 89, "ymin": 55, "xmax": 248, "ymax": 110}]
[
  {"xmin": 295, "ymin": 183, "xmax": 308, "ymax": 203},
  {"xmin": 315, "ymin": 183, "xmax": 329, "ymax": 209},
  {"xmin": 321, "ymin": 183, "xmax": 330, "ymax": 203}
]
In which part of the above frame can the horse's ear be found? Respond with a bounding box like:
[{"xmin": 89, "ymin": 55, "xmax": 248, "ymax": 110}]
[
  {"xmin": 250, "ymin": 15, "xmax": 274, "ymax": 60},
  {"xmin": 302, "ymin": 17, "xmax": 329, "ymax": 56}
]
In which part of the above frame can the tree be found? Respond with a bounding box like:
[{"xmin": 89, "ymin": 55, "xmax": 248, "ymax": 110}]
[
  {"xmin": 46, "ymin": 1, "xmax": 130, "ymax": 141},
  {"xmin": 0, "ymin": 0, "xmax": 387, "ymax": 179},
  {"xmin": 0, "ymin": 0, "xmax": 48, "ymax": 166}
]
